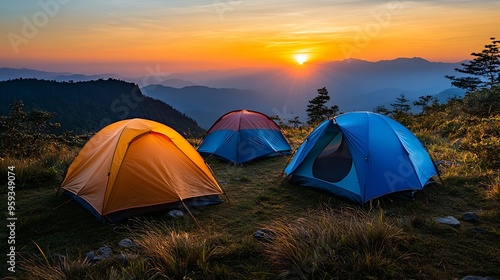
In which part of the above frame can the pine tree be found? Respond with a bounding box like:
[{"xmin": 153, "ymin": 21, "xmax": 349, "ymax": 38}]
[
  {"xmin": 288, "ymin": 115, "xmax": 302, "ymax": 128},
  {"xmin": 306, "ymin": 87, "xmax": 339, "ymax": 126},
  {"xmin": 446, "ymin": 37, "xmax": 500, "ymax": 116},
  {"xmin": 446, "ymin": 37, "xmax": 500, "ymax": 92},
  {"xmin": 390, "ymin": 93, "xmax": 411, "ymax": 115},
  {"xmin": 413, "ymin": 95, "xmax": 436, "ymax": 114},
  {"xmin": 373, "ymin": 105, "xmax": 391, "ymax": 115}
]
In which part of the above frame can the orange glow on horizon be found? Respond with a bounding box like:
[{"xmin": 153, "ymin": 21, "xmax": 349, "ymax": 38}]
[
  {"xmin": 1, "ymin": 1, "xmax": 499, "ymax": 75},
  {"xmin": 294, "ymin": 54, "xmax": 309, "ymax": 65}
]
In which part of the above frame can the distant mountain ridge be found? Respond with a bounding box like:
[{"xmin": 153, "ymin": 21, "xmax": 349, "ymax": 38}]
[
  {"xmin": 142, "ymin": 85, "xmax": 263, "ymax": 128},
  {"xmin": 0, "ymin": 78, "xmax": 204, "ymax": 136},
  {"xmin": 154, "ymin": 57, "xmax": 465, "ymax": 118},
  {"xmin": 0, "ymin": 67, "xmax": 119, "ymax": 82},
  {"xmin": 1, "ymin": 57, "xmax": 467, "ymax": 126},
  {"xmin": 141, "ymin": 57, "xmax": 466, "ymax": 127}
]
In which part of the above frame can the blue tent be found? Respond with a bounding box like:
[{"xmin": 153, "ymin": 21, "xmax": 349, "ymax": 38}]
[
  {"xmin": 198, "ymin": 110, "xmax": 292, "ymax": 164},
  {"xmin": 284, "ymin": 112, "xmax": 438, "ymax": 204}
]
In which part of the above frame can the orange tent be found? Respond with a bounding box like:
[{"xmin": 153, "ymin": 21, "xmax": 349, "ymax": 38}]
[{"xmin": 60, "ymin": 118, "xmax": 224, "ymax": 223}]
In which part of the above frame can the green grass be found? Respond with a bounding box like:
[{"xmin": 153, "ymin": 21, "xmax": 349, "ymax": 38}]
[{"xmin": 2, "ymin": 123, "xmax": 500, "ymax": 279}]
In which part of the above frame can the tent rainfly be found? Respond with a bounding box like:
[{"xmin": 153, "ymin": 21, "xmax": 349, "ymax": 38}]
[
  {"xmin": 284, "ymin": 112, "xmax": 439, "ymax": 204},
  {"xmin": 60, "ymin": 118, "xmax": 224, "ymax": 223},
  {"xmin": 198, "ymin": 109, "xmax": 292, "ymax": 164}
]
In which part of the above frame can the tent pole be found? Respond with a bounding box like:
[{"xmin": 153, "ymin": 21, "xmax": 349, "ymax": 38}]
[
  {"xmin": 52, "ymin": 198, "xmax": 73, "ymax": 210},
  {"xmin": 432, "ymin": 160, "xmax": 445, "ymax": 187},
  {"xmin": 180, "ymin": 200, "xmax": 204, "ymax": 232},
  {"xmin": 281, "ymin": 175, "xmax": 290, "ymax": 186},
  {"xmin": 428, "ymin": 154, "xmax": 445, "ymax": 187},
  {"xmin": 206, "ymin": 163, "xmax": 230, "ymax": 203},
  {"xmin": 223, "ymin": 191, "xmax": 230, "ymax": 204},
  {"xmin": 281, "ymin": 148, "xmax": 296, "ymax": 177},
  {"xmin": 56, "ymin": 184, "xmax": 62, "ymax": 196}
]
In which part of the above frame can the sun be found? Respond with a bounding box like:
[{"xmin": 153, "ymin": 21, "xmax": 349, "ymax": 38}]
[{"xmin": 294, "ymin": 54, "xmax": 308, "ymax": 65}]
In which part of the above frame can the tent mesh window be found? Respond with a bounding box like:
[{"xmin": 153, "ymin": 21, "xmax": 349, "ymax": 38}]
[{"xmin": 312, "ymin": 131, "xmax": 353, "ymax": 183}]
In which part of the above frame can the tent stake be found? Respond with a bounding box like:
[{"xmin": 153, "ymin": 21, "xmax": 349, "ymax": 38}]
[
  {"xmin": 433, "ymin": 161, "xmax": 445, "ymax": 187},
  {"xmin": 53, "ymin": 198, "xmax": 73, "ymax": 210},
  {"xmin": 206, "ymin": 163, "xmax": 230, "ymax": 203},
  {"xmin": 181, "ymin": 200, "xmax": 204, "ymax": 232}
]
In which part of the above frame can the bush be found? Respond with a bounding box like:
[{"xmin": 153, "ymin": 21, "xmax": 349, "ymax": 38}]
[
  {"xmin": 0, "ymin": 100, "xmax": 60, "ymax": 158},
  {"xmin": 463, "ymin": 87, "xmax": 500, "ymax": 117},
  {"xmin": 455, "ymin": 116, "xmax": 500, "ymax": 169},
  {"xmin": 0, "ymin": 145, "xmax": 78, "ymax": 188}
]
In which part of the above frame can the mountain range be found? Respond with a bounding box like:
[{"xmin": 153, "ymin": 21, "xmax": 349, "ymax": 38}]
[
  {"xmin": 1, "ymin": 57, "xmax": 466, "ymax": 128},
  {"xmin": 142, "ymin": 57, "xmax": 466, "ymax": 128},
  {"xmin": 0, "ymin": 79, "xmax": 203, "ymax": 135}
]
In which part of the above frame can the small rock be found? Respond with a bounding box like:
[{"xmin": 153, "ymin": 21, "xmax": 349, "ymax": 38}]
[
  {"xmin": 253, "ymin": 229, "xmax": 276, "ymax": 243},
  {"xmin": 86, "ymin": 251, "xmax": 95, "ymax": 262},
  {"xmin": 435, "ymin": 216, "xmax": 461, "ymax": 227},
  {"xmin": 167, "ymin": 209, "xmax": 184, "ymax": 218},
  {"xmin": 97, "ymin": 245, "xmax": 112, "ymax": 258},
  {"xmin": 462, "ymin": 212, "xmax": 479, "ymax": 223},
  {"xmin": 53, "ymin": 254, "xmax": 66, "ymax": 266},
  {"xmin": 118, "ymin": 238, "xmax": 135, "ymax": 248},
  {"xmin": 86, "ymin": 250, "xmax": 103, "ymax": 263},
  {"xmin": 118, "ymin": 253, "xmax": 139, "ymax": 264},
  {"xmin": 471, "ymin": 227, "xmax": 488, "ymax": 234},
  {"xmin": 460, "ymin": 276, "xmax": 494, "ymax": 280}
]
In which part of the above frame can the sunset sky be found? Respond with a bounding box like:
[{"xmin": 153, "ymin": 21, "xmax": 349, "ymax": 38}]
[{"xmin": 1, "ymin": 0, "xmax": 499, "ymax": 76}]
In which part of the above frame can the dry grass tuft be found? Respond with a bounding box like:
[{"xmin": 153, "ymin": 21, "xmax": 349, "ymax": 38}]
[
  {"xmin": 127, "ymin": 219, "xmax": 221, "ymax": 279},
  {"xmin": 261, "ymin": 205, "xmax": 409, "ymax": 280}
]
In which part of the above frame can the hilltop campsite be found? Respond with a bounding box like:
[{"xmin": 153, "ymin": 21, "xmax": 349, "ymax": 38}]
[
  {"xmin": 1, "ymin": 74, "xmax": 500, "ymax": 279},
  {"xmin": 3, "ymin": 0, "xmax": 500, "ymax": 277}
]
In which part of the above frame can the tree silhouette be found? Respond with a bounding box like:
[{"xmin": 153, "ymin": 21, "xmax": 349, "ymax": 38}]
[
  {"xmin": 446, "ymin": 37, "xmax": 500, "ymax": 92},
  {"xmin": 413, "ymin": 95, "xmax": 437, "ymax": 114},
  {"xmin": 306, "ymin": 87, "xmax": 339, "ymax": 126},
  {"xmin": 390, "ymin": 93, "xmax": 411, "ymax": 115},
  {"xmin": 288, "ymin": 115, "xmax": 302, "ymax": 128},
  {"xmin": 0, "ymin": 100, "xmax": 60, "ymax": 157},
  {"xmin": 373, "ymin": 105, "xmax": 391, "ymax": 115}
]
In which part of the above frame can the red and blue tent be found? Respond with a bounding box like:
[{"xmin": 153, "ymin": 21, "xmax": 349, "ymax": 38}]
[{"xmin": 198, "ymin": 110, "xmax": 292, "ymax": 164}]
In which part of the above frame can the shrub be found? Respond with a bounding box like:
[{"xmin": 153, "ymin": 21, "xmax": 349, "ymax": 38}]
[
  {"xmin": 482, "ymin": 175, "xmax": 500, "ymax": 204},
  {"xmin": 0, "ymin": 100, "xmax": 60, "ymax": 158},
  {"xmin": 0, "ymin": 145, "xmax": 78, "ymax": 188}
]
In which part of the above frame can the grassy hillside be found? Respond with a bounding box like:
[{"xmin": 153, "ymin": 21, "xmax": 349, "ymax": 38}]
[
  {"xmin": 0, "ymin": 103, "xmax": 499, "ymax": 279},
  {"xmin": 0, "ymin": 78, "xmax": 203, "ymax": 136}
]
